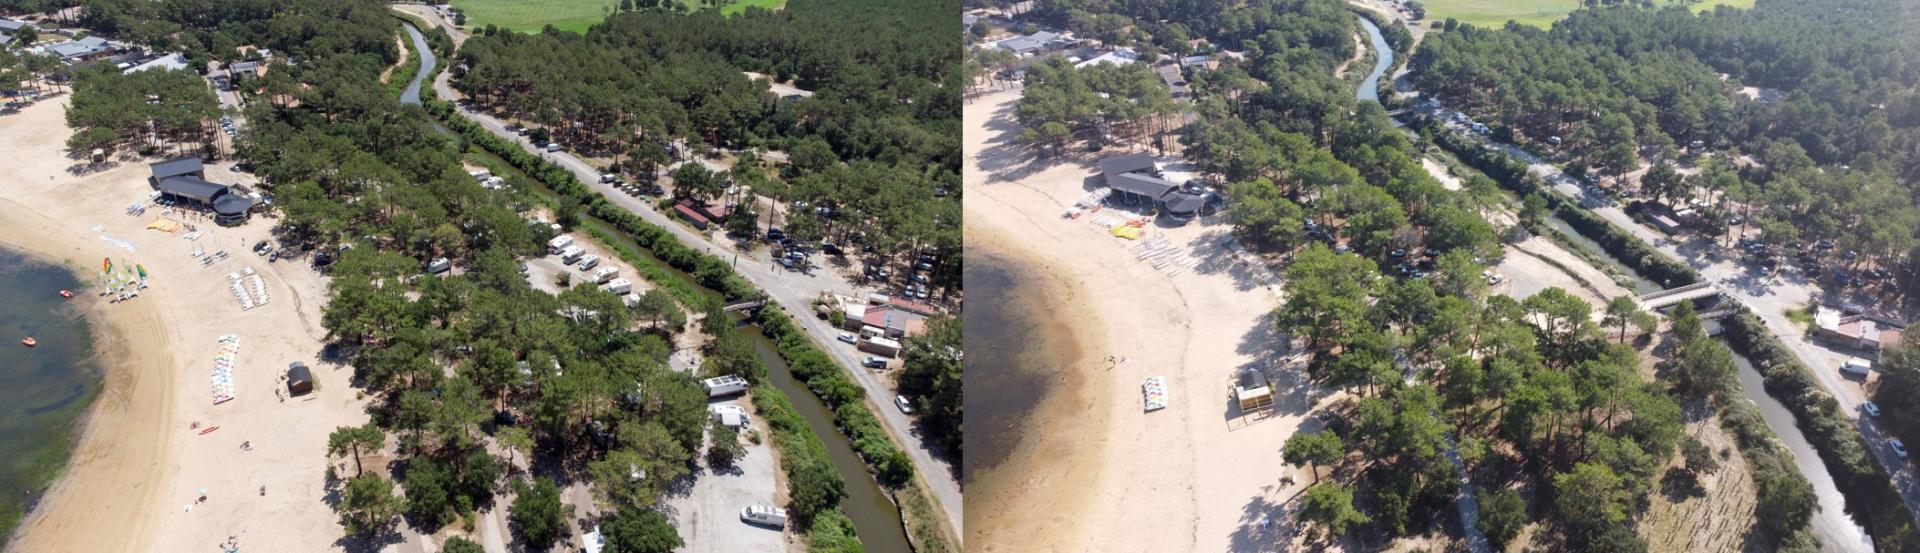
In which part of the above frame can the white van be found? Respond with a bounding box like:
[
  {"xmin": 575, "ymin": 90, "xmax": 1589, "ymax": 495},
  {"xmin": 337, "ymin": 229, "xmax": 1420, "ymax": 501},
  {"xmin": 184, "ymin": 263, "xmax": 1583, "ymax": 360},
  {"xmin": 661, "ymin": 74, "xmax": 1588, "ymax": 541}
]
[
  {"xmin": 740, "ymin": 505, "xmax": 787, "ymax": 528},
  {"xmin": 1841, "ymin": 357, "xmax": 1872, "ymax": 379},
  {"xmin": 577, "ymin": 255, "xmax": 601, "ymax": 271}
]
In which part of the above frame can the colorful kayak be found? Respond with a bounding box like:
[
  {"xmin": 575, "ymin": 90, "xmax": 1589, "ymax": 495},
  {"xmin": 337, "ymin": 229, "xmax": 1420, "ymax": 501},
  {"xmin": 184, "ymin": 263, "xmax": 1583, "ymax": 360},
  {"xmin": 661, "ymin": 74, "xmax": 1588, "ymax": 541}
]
[
  {"xmin": 21, "ymin": 337, "xmax": 37, "ymax": 347},
  {"xmin": 59, "ymin": 290, "xmax": 73, "ymax": 298}
]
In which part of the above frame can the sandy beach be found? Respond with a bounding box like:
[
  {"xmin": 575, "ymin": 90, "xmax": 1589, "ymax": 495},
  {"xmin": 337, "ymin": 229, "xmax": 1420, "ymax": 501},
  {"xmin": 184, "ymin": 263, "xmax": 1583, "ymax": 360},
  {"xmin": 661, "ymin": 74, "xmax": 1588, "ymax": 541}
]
[
  {"xmin": 966, "ymin": 88, "xmax": 1331, "ymax": 552},
  {"xmin": 1, "ymin": 97, "xmax": 368, "ymax": 552}
]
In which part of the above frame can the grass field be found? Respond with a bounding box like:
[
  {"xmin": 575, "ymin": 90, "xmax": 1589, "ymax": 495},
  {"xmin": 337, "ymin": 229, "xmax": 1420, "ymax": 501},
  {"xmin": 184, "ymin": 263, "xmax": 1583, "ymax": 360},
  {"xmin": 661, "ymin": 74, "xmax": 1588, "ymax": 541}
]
[
  {"xmin": 718, "ymin": 0, "xmax": 786, "ymax": 16},
  {"xmin": 1422, "ymin": 0, "xmax": 1755, "ymax": 29},
  {"xmin": 450, "ymin": 0, "xmax": 786, "ymax": 33}
]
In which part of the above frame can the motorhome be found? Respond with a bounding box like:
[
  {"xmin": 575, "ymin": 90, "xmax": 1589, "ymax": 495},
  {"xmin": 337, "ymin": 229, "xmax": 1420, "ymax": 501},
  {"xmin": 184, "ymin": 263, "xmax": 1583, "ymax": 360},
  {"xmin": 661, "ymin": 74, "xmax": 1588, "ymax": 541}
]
[
  {"xmin": 576, "ymin": 255, "xmax": 601, "ymax": 271},
  {"xmin": 740, "ymin": 505, "xmax": 787, "ymax": 528},
  {"xmin": 593, "ymin": 266, "xmax": 619, "ymax": 284},
  {"xmin": 702, "ymin": 375, "xmax": 749, "ymax": 397},
  {"xmin": 560, "ymin": 245, "xmax": 586, "ymax": 264},
  {"xmin": 604, "ymin": 278, "xmax": 633, "ymax": 295},
  {"xmin": 547, "ymin": 235, "xmax": 574, "ymax": 254}
]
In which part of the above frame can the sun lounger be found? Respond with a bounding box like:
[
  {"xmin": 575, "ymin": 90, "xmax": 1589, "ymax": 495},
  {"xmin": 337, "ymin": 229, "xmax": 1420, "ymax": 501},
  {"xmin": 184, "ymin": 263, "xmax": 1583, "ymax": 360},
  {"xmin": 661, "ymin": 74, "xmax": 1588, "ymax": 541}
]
[{"xmin": 1143, "ymin": 376, "xmax": 1169, "ymax": 412}]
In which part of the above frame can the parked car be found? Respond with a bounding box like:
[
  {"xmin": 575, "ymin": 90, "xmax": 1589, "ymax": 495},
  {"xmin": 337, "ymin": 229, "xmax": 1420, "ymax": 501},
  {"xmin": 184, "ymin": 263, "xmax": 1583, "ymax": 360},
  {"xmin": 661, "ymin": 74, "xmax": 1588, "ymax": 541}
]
[
  {"xmin": 1892, "ymin": 438, "xmax": 1908, "ymax": 459},
  {"xmin": 1864, "ymin": 402, "xmax": 1882, "ymax": 417},
  {"xmin": 862, "ymin": 356, "xmax": 887, "ymax": 369},
  {"xmin": 894, "ymin": 395, "xmax": 914, "ymax": 414},
  {"xmin": 837, "ymin": 332, "xmax": 857, "ymax": 344},
  {"xmin": 740, "ymin": 505, "xmax": 788, "ymax": 528}
]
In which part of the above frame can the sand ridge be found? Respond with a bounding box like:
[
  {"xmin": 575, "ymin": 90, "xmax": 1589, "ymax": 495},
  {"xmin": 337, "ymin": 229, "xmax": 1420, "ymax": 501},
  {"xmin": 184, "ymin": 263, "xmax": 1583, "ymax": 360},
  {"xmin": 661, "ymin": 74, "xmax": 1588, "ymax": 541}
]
[{"xmin": 1, "ymin": 96, "xmax": 369, "ymax": 552}]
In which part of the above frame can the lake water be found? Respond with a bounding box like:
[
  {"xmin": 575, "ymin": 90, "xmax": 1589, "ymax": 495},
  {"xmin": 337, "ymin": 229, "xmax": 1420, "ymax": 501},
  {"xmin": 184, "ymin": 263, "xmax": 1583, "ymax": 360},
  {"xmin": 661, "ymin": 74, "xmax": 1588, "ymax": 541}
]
[
  {"xmin": 961, "ymin": 252, "xmax": 1063, "ymax": 477},
  {"xmin": 0, "ymin": 247, "xmax": 102, "ymax": 539}
]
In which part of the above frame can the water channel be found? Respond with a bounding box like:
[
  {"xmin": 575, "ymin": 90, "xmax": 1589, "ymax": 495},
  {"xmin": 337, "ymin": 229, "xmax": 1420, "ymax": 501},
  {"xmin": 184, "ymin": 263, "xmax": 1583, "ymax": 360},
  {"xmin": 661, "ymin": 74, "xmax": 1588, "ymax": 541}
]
[
  {"xmin": 421, "ymin": 107, "xmax": 909, "ymax": 548},
  {"xmin": 1355, "ymin": 16, "xmax": 1393, "ymax": 103},
  {"xmin": 1551, "ymin": 221, "xmax": 1869, "ymax": 550},
  {"xmin": 1356, "ymin": 10, "xmax": 1870, "ymax": 547},
  {"xmin": 399, "ymin": 21, "xmax": 436, "ymax": 106}
]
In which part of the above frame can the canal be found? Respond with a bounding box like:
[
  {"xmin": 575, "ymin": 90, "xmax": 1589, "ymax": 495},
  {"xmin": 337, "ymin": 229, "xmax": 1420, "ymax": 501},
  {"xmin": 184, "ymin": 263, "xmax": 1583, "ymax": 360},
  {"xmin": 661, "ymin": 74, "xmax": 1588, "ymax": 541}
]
[
  {"xmin": 399, "ymin": 21, "xmax": 437, "ymax": 106},
  {"xmin": 1356, "ymin": 16, "xmax": 1393, "ymax": 103},
  {"xmin": 424, "ymin": 113, "xmax": 909, "ymax": 549},
  {"xmin": 1556, "ymin": 224, "xmax": 1870, "ymax": 550}
]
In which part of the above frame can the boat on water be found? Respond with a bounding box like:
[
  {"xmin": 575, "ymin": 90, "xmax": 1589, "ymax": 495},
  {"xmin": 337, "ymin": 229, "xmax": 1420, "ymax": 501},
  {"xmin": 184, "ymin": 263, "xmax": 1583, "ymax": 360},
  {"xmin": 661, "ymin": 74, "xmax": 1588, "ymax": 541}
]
[
  {"xmin": 21, "ymin": 337, "xmax": 37, "ymax": 347},
  {"xmin": 59, "ymin": 290, "xmax": 73, "ymax": 298}
]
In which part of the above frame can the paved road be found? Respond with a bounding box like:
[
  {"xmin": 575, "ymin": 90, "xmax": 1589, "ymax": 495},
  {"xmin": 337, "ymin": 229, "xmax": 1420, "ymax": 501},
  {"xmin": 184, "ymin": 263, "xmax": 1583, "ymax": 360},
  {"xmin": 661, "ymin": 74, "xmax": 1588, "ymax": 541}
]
[
  {"xmin": 1428, "ymin": 111, "xmax": 1920, "ymax": 526},
  {"xmin": 428, "ymin": 68, "xmax": 965, "ymax": 537}
]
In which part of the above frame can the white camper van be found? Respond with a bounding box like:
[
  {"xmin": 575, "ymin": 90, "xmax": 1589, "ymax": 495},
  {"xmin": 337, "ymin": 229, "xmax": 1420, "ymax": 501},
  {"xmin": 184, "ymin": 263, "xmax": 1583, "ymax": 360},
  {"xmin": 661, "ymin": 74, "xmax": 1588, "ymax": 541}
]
[
  {"xmin": 702, "ymin": 375, "xmax": 749, "ymax": 397},
  {"xmin": 547, "ymin": 235, "xmax": 574, "ymax": 254},
  {"xmin": 603, "ymin": 278, "xmax": 633, "ymax": 295},
  {"xmin": 740, "ymin": 505, "xmax": 788, "ymax": 528},
  {"xmin": 560, "ymin": 245, "xmax": 586, "ymax": 264},
  {"xmin": 576, "ymin": 255, "xmax": 601, "ymax": 271},
  {"xmin": 593, "ymin": 266, "xmax": 619, "ymax": 284}
]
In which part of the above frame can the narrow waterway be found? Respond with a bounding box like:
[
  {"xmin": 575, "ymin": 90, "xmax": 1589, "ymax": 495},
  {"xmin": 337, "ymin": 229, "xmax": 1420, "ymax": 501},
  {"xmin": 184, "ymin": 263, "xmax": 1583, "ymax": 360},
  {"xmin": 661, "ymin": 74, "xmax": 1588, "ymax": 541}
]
[
  {"xmin": 430, "ymin": 121, "xmax": 909, "ymax": 548},
  {"xmin": 741, "ymin": 323, "xmax": 913, "ymax": 552},
  {"xmin": 1356, "ymin": 16, "xmax": 1393, "ymax": 103},
  {"xmin": 399, "ymin": 21, "xmax": 436, "ymax": 106},
  {"xmin": 1716, "ymin": 321, "xmax": 1874, "ymax": 552}
]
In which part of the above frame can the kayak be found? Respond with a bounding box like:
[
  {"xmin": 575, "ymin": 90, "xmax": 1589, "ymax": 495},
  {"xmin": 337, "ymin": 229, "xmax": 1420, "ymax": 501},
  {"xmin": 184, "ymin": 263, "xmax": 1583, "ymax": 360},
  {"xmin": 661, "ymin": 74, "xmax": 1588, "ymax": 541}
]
[
  {"xmin": 20, "ymin": 337, "xmax": 36, "ymax": 347},
  {"xmin": 198, "ymin": 426, "xmax": 220, "ymax": 435},
  {"xmin": 58, "ymin": 290, "xmax": 73, "ymax": 298}
]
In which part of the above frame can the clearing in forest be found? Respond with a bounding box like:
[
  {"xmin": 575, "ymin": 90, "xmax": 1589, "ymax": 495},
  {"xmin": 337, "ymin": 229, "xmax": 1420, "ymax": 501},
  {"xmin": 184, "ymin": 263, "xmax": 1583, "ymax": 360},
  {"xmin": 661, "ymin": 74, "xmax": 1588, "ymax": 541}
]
[{"xmin": 1420, "ymin": 0, "xmax": 1754, "ymax": 30}]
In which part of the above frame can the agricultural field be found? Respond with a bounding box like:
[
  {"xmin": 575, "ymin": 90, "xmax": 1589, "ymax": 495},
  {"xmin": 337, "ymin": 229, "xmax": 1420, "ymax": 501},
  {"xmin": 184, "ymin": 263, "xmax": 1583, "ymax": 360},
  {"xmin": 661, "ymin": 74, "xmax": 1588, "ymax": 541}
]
[{"xmin": 1420, "ymin": 0, "xmax": 1755, "ymax": 29}]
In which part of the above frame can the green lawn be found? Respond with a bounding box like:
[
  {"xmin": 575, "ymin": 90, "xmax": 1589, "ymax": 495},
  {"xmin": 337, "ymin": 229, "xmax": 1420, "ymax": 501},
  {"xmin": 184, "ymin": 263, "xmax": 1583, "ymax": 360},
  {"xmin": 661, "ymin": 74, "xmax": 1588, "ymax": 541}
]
[
  {"xmin": 450, "ymin": 0, "xmax": 612, "ymax": 33},
  {"xmin": 719, "ymin": 0, "xmax": 787, "ymax": 16},
  {"xmin": 450, "ymin": 0, "xmax": 785, "ymax": 33},
  {"xmin": 1423, "ymin": 0, "xmax": 1754, "ymax": 29}
]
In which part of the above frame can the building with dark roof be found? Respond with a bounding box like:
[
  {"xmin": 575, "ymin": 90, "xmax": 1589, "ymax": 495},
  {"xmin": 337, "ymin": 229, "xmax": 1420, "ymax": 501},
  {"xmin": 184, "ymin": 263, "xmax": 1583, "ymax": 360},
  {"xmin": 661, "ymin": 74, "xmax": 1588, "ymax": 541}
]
[
  {"xmin": 213, "ymin": 194, "xmax": 256, "ymax": 226},
  {"xmin": 1099, "ymin": 153, "xmax": 1174, "ymax": 205},
  {"xmin": 149, "ymin": 156, "xmax": 205, "ymax": 185},
  {"xmin": 155, "ymin": 176, "xmax": 228, "ymax": 204},
  {"xmin": 1163, "ymin": 192, "xmax": 1207, "ymax": 222},
  {"xmin": 1110, "ymin": 172, "xmax": 1178, "ymax": 200}
]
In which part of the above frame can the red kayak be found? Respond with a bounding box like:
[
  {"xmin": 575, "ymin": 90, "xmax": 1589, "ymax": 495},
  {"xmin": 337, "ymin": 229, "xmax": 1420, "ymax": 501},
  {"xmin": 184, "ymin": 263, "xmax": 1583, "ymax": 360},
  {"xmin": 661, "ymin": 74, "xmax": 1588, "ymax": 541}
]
[
  {"xmin": 20, "ymin": 337, "xmax": 36, "ymax": 347},
  {"xmin": 58, "ymin": 290, "xmax": 73, "ymax": 298},
  {"xmin": 198, "ymin": 426, "xmax": 220, "ymax": 435}
]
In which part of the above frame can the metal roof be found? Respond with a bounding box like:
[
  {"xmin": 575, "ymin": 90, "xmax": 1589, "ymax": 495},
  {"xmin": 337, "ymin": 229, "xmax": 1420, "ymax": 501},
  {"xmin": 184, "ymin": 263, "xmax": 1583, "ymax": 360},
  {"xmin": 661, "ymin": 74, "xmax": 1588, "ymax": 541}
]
[
  {"xmin": 149, "ymin": 156, "xmax": 204, "ymax": 179},
  {"xmin": 1109, "ymin": 172, "xmax": 1177, "ymax": 199},
  {"xmin": 155, "ymin": 176, "xmax": 228, "ymax": 203}
]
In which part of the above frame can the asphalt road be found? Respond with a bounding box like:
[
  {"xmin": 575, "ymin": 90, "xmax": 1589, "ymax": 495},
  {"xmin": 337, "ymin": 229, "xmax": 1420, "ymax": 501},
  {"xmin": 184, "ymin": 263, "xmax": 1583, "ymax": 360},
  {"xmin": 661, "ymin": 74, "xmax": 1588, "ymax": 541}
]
[
  {"xmin": 1427, "ymin": 110, "xmax": 1920, "ymax": 525},
  {"xmin": 429, "ymin": 70, "xmax": 965, "ymax": 537}
]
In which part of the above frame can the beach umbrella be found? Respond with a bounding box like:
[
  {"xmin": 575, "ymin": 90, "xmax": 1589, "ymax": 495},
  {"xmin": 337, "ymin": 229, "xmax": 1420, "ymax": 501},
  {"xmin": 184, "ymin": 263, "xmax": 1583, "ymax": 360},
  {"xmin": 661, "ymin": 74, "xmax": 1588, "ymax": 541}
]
[{"xmin": 102, "ymin": 258, "xmax": 111, "ymax": 272}]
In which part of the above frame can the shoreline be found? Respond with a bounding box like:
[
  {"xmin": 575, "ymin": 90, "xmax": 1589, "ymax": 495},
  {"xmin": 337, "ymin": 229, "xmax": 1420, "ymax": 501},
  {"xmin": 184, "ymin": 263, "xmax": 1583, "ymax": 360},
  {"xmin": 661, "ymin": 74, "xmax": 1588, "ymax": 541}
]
[
  {"xmin": 0, "ymin": 197, "xmax": 173, "ymax": 553},
  {"xmin": 966, "ymin": 87, "xmax": 1320, "ymax": 551},
  {"xmin": 0, "ymin": 96, "xmax": 364, "ymax": 552},
  {"xmin": 962, "ymin": 220, "xmax": 1112, "ymax": 552}
]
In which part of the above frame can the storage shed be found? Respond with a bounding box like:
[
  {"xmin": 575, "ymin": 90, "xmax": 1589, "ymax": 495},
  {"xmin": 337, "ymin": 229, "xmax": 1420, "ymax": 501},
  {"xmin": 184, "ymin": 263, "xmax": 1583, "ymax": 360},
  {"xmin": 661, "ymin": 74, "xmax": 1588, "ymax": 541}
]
[{"xmin": 287, "ymin": 361, "xmax": 313, "ymax": 396}]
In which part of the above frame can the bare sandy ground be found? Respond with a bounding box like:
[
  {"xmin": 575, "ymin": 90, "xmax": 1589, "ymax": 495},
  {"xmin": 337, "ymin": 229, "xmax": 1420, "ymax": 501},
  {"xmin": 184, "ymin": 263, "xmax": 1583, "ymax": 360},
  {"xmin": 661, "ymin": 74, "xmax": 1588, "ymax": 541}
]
[
  {"xmin": 1, "ymin": 97, "xmax": 369, "ymax": 552},
  {"xmin": 967, "ymin": 89, "xmax": 1328, "ymax": 552}
]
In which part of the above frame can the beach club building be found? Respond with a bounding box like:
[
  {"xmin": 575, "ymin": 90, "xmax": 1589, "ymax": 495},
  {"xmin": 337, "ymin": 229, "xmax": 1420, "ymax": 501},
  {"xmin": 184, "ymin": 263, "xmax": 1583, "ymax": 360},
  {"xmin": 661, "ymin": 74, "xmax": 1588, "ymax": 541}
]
[
  {"xmin": 1099, "ymin": 153, "xmax": 1209, "ymax": 222},
  {"xmin": 149, "ymin": 156, "xmax": 258, "ymax": 226}
]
